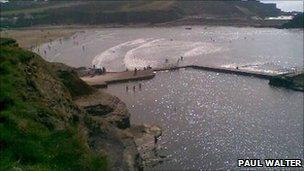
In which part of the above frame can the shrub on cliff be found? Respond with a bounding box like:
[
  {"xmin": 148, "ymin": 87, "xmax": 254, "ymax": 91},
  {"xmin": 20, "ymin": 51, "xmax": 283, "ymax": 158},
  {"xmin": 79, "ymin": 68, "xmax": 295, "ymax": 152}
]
[
  {"xmin": 0, "ymin": 38, "xmax": 106, "ymax": 170},
  {"xmin": 0, "ymin": 37, "xmax": 18, "ymax": 47}
]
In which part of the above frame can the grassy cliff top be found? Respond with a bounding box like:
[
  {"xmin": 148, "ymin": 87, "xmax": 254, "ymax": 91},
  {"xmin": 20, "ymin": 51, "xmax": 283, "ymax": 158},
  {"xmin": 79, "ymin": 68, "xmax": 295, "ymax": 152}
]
[
  {"xmin": 0, "ymin": 38, "xmax": 105, "ymax": 170},
  {"xmin": 0, "ymin": 1, "xmax": 282, "ymax": 28}
]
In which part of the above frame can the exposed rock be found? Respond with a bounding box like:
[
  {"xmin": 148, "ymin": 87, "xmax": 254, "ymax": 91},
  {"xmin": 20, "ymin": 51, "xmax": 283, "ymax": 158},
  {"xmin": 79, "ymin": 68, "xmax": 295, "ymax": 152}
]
[
  {"xmin": 75, "ymin": 89, "xmax": 166, "ymax": 169},
  {"xmin": 87, "ymin": 122, "xmax": 142, "ymax": 171},
  {"xmin": 75, "ymin": 90, "xmax": 131, "ymax": 129},
  {"xmin": 84, "ymin": 104, "xmax": 113, "ymax": 116},
  {"xmin": 128, "ymin": 124, "xmax": 167, "ymax": 168},
  {"xmin": 269, "ymin": 72, "xmax": 304, "ymax": 91}
]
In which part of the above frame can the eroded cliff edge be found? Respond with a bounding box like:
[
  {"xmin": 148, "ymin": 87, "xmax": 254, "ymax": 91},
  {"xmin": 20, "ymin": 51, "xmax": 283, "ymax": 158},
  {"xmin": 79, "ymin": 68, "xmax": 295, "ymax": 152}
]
[{"xmin": 0, "ymin": 38, "xmax": 162, "ymax": 170}]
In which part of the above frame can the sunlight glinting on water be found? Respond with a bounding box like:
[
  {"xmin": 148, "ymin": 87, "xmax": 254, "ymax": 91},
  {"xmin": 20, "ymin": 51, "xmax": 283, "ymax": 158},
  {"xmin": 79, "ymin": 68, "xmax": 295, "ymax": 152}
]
[{"xmin": 105, "ymin": 70, "xmax": 303, "ymax": 170}]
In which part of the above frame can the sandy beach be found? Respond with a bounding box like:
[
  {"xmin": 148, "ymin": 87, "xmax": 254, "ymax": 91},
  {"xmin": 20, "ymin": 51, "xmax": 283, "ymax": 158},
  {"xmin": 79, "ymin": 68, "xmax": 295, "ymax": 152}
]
[{"xmin": 0, "ymin": 26, "xmax": 84, "ymax": 49}]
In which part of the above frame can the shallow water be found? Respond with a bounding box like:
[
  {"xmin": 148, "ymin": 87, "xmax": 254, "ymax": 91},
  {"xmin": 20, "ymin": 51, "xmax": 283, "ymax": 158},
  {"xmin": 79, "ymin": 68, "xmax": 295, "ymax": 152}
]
[
  {"xmin": 36, "ymin": 26, "xmax": 303, "ymax": 72},
  {"xmin": 105, "ymin": 69, "xmax": 303, "ymax": 170}
]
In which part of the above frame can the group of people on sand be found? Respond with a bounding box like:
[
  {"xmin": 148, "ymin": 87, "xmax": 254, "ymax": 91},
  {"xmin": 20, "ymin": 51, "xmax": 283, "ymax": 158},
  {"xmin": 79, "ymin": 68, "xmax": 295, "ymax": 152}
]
[
  {"xmin": 88, "ymin": 65, "xmax": 106, "ymax": 76},
  {"xmin": 143, "ymin": 65, "xmax": 152, "ymax": 70},
  {"xmin": 36, "ymin": 34, "xmax": 89, "ymax": 58},
  {"xmin": 125, "ymin": 83, "xmax": 142, "ymax": 92}
]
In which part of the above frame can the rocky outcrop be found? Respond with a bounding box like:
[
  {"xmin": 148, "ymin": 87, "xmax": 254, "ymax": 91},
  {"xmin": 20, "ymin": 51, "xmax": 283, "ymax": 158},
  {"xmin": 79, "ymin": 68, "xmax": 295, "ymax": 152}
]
[
  {"xmin": 84, "ymin": 104, "xmax": 114, "ymax": 116},
  {"xmin": 128, "ymin": 124, "xmax": 166, "ymax": 167},
  {"xmin": 269, "ymin": 72, "xmax": 304, "ymax": 91},
  {"xmin": 76, "ymin": 90, "xmax": 131, "ymax": 129},
  {"xmin": 75, "ymin": 90, "xmax": 164, "ymax": 170}
]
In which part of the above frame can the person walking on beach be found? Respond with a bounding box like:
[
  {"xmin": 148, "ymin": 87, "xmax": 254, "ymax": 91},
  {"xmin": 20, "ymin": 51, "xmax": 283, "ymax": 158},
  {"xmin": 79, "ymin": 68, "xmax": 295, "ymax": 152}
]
[
  {"xmin": 177, "ymin": 58, "xmax": 180, "ymax": 66},
  {"xmin": 139, "ymin": 83, "xmax": 142, "ymax": 91}
]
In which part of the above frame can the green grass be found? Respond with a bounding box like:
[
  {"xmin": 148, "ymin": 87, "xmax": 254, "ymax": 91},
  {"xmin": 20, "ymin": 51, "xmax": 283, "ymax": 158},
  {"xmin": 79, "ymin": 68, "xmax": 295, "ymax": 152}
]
[
  {"xmin": 0, "ymin": 38, "xmax": 107, "ymax": 170},
  {"xmin": 0, "ymin": 2, "xmax": 84, "ymax": 17}
]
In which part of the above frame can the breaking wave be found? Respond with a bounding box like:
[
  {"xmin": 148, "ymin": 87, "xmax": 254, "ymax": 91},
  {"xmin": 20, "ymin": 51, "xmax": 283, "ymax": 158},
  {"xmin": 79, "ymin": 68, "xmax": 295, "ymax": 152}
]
[{"xmin": 92, "ymin": 38, "xmax": 226, "ymax": 70}]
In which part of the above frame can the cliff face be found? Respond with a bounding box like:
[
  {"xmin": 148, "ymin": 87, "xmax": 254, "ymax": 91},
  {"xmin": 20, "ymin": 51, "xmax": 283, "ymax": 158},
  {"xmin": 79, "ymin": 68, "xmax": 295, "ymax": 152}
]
[
  {"xmin": 0, "ymin": 38, "xmax": 104, "ymax": 170},
  {"xmin": 0, "ymin": 0, "xmax": 282, "ymax": 28},
  {"xmin": 0, "ymin": 38, "xmax": 161, "ymax": 170}
]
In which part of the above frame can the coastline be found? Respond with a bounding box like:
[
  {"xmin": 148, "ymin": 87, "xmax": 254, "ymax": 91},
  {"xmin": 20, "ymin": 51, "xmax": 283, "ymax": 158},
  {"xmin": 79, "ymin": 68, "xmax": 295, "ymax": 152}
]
[
  {"xmin": 1, "ymin": 22, "xmax": 302, "ymax": 169},
  {"xmin": 2, "ymin": 19, "xmax": 301, "ymax": 51},
  {"xmin": 0, "ymin": 19, "xmax": 293, "ymax": 49},
  {"xmin": 1, "ymin": 0, "xmax": 302, "ymax": 169}
]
